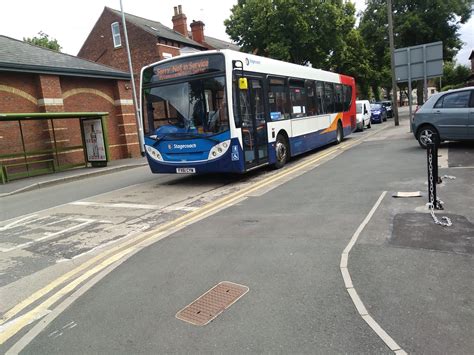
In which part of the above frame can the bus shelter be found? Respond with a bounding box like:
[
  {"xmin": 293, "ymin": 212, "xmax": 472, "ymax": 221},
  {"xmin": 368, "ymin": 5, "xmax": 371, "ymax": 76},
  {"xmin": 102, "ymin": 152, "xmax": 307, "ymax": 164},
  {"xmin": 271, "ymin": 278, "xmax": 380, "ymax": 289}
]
[{"xmin": 0, "ymin": 112, "xmax": 109, "ymax": 184}]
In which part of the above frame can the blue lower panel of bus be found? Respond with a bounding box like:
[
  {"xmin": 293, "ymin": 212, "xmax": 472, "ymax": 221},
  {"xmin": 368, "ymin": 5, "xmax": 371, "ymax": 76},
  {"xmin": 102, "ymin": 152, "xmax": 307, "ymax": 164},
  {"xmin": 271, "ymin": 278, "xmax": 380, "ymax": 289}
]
[
  {"xmin": 146, "ymin": 137, "xmax": 245, "ymax": 174},
  {"xmin": 288, "ymin": 129, "xmax": 335, "ymax": 158},
  {"xmin": 267, "ymin": 125, "xmax": 352, "ymax": 164}
]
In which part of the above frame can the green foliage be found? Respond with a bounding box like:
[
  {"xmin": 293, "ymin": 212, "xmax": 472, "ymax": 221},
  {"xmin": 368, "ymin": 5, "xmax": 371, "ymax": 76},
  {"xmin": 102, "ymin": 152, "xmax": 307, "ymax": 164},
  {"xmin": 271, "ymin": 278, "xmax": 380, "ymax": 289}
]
[
  {"xmin": 441, "ymin": 61, "xmax": 471, "ymax": 89},
  {"xmin": 224, "ymin": 0, "xmax": 471, "ymax": 102},
  {"xmin": 359, "ymin": 0, "xmax": 471, "ymax": 102},
  {"xmin": 225, "ymin": 0, "xmax": 359, "ymax": 69},
  {"xmin": 225, "ymin": 0, "xmax": 374, "ymax": 97},
  {"xmin": 23, "ymin": 31, "xmax": 62, "ymax": 52}
]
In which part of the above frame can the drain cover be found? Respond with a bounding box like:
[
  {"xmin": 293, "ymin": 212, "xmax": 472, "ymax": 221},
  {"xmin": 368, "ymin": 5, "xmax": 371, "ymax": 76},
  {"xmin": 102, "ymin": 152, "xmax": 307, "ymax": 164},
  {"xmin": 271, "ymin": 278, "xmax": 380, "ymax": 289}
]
[{"xmin": 176, "ymin": 281, "xmax": 249, "ymax": 326}]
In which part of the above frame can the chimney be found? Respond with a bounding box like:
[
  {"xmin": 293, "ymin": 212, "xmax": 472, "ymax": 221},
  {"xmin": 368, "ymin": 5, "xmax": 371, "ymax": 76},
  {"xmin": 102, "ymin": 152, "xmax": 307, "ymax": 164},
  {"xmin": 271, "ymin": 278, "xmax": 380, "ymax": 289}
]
[
  {"xmin": 190, "ymin": 20, "xmax": 205, "ymax": 44},
  {"xmin": 172, "ymin": 5, "xmax": 188, "ymax": 37}
]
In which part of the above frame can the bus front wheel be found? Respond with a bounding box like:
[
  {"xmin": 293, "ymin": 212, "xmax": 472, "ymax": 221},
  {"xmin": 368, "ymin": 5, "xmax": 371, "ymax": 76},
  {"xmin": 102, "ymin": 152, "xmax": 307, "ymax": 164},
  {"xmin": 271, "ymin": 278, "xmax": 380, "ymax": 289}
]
[{"xmin": 274, "ymin": 134, "xmax": 289, "ymax": 169}]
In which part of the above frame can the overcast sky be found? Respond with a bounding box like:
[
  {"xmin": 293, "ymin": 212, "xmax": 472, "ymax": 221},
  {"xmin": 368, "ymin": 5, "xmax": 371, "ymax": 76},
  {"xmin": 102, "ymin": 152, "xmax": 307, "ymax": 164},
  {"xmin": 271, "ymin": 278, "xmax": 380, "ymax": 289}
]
[{"xmin": 0, "ymin": 0, "xmax": 472, "ymax": 65}]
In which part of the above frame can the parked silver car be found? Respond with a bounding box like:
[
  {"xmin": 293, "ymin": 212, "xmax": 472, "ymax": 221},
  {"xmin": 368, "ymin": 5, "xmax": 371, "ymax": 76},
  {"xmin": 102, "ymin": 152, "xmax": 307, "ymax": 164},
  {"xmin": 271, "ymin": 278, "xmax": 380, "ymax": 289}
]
[{"xmin": 412, "ymin": 86, "xmax": 474, "ymax": 148}]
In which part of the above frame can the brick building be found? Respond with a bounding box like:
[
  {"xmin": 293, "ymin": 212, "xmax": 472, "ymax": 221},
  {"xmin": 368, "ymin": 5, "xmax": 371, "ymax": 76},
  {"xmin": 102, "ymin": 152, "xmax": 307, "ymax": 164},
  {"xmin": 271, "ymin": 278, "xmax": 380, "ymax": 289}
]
[
  {"xmin": 0, "ymin": 35, "xmax": 141, "ymax": 171},
  {"xmin": 78, "ymin": 6, "xmax": 239, "ymax": 88}
]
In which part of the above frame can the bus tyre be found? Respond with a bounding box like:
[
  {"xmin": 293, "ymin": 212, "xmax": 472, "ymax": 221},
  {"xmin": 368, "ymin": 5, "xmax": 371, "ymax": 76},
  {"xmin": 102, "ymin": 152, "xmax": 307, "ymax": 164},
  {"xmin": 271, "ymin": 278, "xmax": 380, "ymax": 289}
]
[
  {"xmin": 274, "ymin": 134, "xmax": 289, "ymax": 169},
  {"xmin": 336, "ymin": 122, "xmax": 343, "ymax": 144}
]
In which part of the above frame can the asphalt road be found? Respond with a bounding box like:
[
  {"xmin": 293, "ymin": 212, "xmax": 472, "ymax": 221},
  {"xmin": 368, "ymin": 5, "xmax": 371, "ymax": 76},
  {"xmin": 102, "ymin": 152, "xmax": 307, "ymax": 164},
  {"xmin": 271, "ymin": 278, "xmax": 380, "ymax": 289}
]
[
  {"xmin": 3, "ymin": 116, "xmax": 473, "ymax": 353},
  {"xmin": 0, "ymin": 166, "xmax": 160, "ymax": 221}
]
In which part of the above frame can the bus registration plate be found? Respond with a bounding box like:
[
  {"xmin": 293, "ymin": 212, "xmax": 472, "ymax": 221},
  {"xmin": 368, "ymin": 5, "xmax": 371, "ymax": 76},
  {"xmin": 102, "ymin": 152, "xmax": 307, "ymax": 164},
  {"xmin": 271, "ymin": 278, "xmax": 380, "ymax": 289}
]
[{"xmin": 176, "ymin": 167, "xmax": 196, "ymax": 174}]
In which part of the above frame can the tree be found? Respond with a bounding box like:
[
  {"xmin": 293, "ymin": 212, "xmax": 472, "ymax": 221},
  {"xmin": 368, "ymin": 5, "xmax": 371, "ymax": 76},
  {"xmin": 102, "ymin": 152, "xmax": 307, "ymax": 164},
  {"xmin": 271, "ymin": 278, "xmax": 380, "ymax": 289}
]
[
  {"xmin": 224, "ymin": 0, "xmax": 374, "ymax": 98},
  {"xmin": 23, "ymin": 31, "xmax": 62, "ymax": 52},
  {"xmin": 359, "ymin": 1, "xmax": 391, "ymax": 101},
  {"xmin": 440, "ymin": 61, "xmax": 471, "ymax": 90},
  {"xmin": 360, "ymin": 0, "xmax": 471, "ymax": 103},
  {"xmin": 224, "ymin": 0, "xmax": 358, "ymax": 69}
]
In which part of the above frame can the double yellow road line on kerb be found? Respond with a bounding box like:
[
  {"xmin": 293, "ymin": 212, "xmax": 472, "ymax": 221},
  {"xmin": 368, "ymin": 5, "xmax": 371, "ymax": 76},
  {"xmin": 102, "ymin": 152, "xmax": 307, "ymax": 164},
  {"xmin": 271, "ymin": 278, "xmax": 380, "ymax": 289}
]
[{"xmin": 0, "ymin": 128, "xmax": 381, "ymax": 345}]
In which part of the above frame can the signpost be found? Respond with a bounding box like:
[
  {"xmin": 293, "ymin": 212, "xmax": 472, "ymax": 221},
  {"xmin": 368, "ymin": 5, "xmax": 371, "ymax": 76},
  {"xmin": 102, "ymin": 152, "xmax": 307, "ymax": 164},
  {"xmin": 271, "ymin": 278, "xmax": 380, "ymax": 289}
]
[{"xmin": 394, "ymin": 42, "xmax": 443, "ymax": 126}]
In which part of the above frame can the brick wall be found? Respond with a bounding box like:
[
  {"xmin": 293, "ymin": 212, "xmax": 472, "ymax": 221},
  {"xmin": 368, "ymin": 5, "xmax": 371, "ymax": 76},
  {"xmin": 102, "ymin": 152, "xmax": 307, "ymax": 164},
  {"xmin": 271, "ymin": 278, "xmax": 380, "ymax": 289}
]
[
  {"xmin": 78, "ymin": 8, "xmax": 160, "ymax": 90},
  {"xmin": 0, "ymin": 70, "xmax": 140, "ymax": 171}
]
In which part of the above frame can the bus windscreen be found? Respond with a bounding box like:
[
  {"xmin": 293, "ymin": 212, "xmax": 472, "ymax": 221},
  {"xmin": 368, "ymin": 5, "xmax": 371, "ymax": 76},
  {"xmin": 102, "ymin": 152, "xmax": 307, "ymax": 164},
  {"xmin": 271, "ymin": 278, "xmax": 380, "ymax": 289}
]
[{"xmin": 143, "ymin": 76, "xmax": 229, "ymax": 136}]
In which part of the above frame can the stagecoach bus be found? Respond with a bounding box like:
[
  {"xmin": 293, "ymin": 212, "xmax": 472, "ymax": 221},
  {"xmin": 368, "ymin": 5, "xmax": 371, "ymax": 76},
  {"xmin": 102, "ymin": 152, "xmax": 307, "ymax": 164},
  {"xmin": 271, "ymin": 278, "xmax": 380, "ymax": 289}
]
[{"xmin": 140, "ymin": 50, "xmax": 356, "ymax": 174}]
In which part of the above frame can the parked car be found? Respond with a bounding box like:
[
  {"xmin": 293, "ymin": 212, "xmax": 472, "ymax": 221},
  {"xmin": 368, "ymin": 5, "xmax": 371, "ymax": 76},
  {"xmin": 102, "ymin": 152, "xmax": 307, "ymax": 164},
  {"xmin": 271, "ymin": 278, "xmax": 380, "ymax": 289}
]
[
  {"xmin": 355, "ymin": 100, "xmax": 371, "ymax": 131},
  {"xmin": 370, "ymin": 103, "xmax": 387, "ymax": 123},
  {"xmin": 378, "ymin": 100, "xmax": 393, "ymax": 118},
  {"xmin": 412, "ymin": 86, "xmax": 474, "ymax": 148}
]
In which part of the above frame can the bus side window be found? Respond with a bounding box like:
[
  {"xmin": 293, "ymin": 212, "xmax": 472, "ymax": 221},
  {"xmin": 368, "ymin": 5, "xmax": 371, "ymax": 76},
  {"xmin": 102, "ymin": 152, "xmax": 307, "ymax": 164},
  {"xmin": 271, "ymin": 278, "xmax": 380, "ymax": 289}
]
[
  {"xmin": 233, "ymin": 80, "xmax": 252, "ymax": 129},
  {"xmin": 315, "ymin": 81, "xmax": 325, "ymax": 115},
  {"xmin": 324, "ymin": 82, "xmax": 335, "ymax": 114},
  {"xmin": 343, "ymin": 85, "xmax": 353, "ymax": 112},
  {"xmin": 334, "ymin": 84, "xmax": 343, "ymax": 112},
  {"xmin": 305, "ymin": 80, "xmax": 317, "ymax": 116},
  {"xmin": 289, "ymin": 80, "xmax": 307, "ymax": 118},
  {"xmin": 232, "ymin": 81, "xmax": 243, "ymax": 128},
  {"xmin": 268, "ymin": 78, "xmax": 290, "ymax": 120}
]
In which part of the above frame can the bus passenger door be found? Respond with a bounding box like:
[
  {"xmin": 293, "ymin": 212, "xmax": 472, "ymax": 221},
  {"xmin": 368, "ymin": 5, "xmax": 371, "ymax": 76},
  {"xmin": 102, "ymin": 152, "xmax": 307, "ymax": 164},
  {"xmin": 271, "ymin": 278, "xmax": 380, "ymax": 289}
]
[{"xmin": 240, "ymin": 78, "xmax": 268, "ymax": 169}]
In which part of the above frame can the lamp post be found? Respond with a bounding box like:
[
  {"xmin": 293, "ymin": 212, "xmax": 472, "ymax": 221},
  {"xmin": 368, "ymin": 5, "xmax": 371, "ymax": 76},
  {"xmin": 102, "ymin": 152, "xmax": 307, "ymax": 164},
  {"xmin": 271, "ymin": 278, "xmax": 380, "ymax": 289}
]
[
  {"xmin": 120, "ymin": 0, "xmax": 145, "ymax": 155},
  {"xmin": 387, "ymin": 0, "xmax": 400, "ymax": 126}
]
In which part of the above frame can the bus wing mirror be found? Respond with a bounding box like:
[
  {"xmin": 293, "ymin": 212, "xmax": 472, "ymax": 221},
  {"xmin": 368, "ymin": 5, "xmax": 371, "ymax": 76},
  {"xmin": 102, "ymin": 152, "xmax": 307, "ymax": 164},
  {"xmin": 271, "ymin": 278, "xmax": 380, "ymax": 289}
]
[{"xmin": 239, "ymin": 78, "xmax": 248, "ymax": 90}]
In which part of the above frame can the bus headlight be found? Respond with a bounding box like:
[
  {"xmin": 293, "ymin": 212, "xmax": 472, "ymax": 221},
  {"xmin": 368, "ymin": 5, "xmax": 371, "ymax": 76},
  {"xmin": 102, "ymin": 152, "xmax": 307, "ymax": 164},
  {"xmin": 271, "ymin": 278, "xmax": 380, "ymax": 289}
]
[
  {"xmin": 208, "ymin": 140, "xmax": 230, "ymax": 160},
  {"xmin": 145, "ymin": 145, "xmax": 163, "ymax": 162}
]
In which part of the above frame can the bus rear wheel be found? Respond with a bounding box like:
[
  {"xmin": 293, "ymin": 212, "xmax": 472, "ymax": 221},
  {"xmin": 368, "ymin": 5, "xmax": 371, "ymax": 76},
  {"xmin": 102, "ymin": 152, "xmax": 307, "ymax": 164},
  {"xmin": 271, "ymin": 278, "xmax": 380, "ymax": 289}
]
[
  {"xmin": 274, "ymin": 134, "xmax": 289, "ymax": 169},
  {"xmin": 335, "ymin": 121, "xmax": 343, "ymax": 144}
]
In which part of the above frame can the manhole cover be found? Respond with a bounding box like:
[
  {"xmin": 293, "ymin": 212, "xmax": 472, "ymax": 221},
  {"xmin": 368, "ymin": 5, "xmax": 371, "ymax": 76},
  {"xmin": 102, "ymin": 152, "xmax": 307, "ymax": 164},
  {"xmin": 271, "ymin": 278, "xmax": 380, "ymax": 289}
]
[{"xmin": 176, "ymin": 281, "xmax": 249, "ymax": 326}]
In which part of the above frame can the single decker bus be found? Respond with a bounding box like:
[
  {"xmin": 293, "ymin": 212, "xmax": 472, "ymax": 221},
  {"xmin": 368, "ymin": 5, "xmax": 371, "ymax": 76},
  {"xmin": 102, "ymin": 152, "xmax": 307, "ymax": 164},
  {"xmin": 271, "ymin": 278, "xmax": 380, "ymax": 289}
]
[{"xmin": 140, "ymin": 50, "xmax": 356, "ymax": 174}]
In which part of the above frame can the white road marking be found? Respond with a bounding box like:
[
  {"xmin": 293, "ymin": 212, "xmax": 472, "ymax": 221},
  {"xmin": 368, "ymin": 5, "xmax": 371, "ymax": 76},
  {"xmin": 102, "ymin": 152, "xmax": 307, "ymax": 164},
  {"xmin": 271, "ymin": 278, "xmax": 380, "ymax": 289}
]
[
  {"xmin": 0, "ymin": 219, "xmax": 96, "ymax": 253},
  {"xmin": 47, "ymin": 330, "xmax": 59, "ymax": 337},
  {"xmin": 69, "ymin": 201, "xmax": 159, "ymax": 210},
  {"xmin": 0, "ymin": 215, "xmax": 39, "ymax": 231},
  {"xmin": 163, "ymin": 206, "xmax": 199, "ymax": 212},
  {"xmin": 340, "ymin": 191, "xmax": 406, "ymax": 354},
  {"xmin": 0, "ymin": 310, "xmax": 50, "ymax": 334},
  {"xmin": 55, "ymin": 225, "xmax": 150, "ymax": 263},
  {"xmin": 61, "ymin": 321, "xmax": 76, "ymax": 329}
]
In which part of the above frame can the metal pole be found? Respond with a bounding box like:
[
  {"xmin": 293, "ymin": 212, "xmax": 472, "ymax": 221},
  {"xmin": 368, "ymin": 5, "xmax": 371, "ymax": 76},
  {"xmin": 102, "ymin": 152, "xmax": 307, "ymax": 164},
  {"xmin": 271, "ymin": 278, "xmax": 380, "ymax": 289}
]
[
  {"xmin": 120, "ymin": 0, "xmax": 145, "ymax": 156},
  {"xmin": 423, "ymin": 45, "xmax": 428, "ymax": 103},
  {"xmin": 387, "ymin": 0, "xmax": 399, "ymax": 126},
  {"xmin": 407, "ymin": 48, "xmax": 413, "ymax": 132},
  {"xmin": 50, "ymin": 119, "xmax": 59, "ymax": 171}
]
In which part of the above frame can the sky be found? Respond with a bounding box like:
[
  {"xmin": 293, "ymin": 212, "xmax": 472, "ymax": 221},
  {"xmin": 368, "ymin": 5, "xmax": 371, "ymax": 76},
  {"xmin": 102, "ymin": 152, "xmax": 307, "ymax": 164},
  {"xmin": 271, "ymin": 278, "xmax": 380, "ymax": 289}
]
[{"xmin": 0, "ymin": 0, "xmax": 472, "ymax": 66}]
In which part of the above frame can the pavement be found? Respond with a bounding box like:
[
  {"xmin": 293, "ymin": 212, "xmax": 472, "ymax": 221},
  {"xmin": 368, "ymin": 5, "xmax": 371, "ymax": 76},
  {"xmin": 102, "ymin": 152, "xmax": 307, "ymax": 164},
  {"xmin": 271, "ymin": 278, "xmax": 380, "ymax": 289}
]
[
  {"xmin": 2, "ymin": 114, "xmax": 473, "ymax": 353},
  {"xmin": 0, "ymin": 157, "xmax": 148, "ymax": 197}
]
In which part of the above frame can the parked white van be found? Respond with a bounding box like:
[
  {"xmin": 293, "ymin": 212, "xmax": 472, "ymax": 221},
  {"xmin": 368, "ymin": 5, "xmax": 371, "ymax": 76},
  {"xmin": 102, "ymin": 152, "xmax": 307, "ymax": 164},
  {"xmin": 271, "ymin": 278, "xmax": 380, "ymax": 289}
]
[{"xmin": 356, "ymin": 100, "xmax": 371, "ymax": 131}]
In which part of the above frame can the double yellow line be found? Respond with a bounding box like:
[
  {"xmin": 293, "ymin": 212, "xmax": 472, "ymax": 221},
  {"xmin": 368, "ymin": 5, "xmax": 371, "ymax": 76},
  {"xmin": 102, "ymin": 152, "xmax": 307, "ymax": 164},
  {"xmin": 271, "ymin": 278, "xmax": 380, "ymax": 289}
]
[{"xmin": 0, "ymin": 129, "xmax": 380, "ymax": 345}]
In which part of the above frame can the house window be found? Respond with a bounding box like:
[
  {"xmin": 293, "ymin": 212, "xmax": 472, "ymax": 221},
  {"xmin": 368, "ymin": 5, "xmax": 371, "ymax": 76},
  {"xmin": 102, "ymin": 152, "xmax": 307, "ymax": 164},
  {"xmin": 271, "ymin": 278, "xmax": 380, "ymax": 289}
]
[{"xmin": 111, "ymin": 22, "xmax": 121, "ymax": 48}]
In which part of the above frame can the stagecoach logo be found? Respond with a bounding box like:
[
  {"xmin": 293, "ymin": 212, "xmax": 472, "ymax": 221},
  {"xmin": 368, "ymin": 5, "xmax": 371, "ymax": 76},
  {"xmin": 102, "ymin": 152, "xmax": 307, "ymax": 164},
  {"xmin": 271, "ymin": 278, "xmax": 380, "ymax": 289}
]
[
  {"xmin": 245, "ymin": 57, "xmax": 261, "ymax": 66},
  {"xmin": 168, "ymin": 143, "xmax": 197, "ymax": 150}
]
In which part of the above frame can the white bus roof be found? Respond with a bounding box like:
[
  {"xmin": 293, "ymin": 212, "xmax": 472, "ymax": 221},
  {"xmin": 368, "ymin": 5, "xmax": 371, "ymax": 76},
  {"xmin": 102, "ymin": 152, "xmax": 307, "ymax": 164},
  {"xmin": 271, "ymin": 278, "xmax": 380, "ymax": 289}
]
[{"xmin": 141, "ymin": 49, "xmax": 350, "ymax": 84}]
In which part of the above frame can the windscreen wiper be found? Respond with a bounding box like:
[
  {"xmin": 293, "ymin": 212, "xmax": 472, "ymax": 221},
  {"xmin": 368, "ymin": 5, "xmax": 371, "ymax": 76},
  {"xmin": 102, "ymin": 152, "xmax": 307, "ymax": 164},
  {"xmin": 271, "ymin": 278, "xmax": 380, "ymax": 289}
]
[
  {"xmin": 149, "ymin": 134, "xmax": 171, "ymax": 147},
  {"xmin": 174, "ymin": 133, "xmax": 220, "ymax": 143}
]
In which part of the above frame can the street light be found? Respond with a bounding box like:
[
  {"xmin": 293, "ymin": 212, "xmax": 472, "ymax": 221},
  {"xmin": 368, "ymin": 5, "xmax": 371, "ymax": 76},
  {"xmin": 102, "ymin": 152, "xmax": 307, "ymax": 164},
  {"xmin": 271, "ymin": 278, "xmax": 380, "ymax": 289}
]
[
  {"xmin": 120, "ymin": 0, "xmax": 145, "ymax": 156},
  {"xmin": 387, "ymin": 0, "xmax": 400, "ymax": 126}
]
